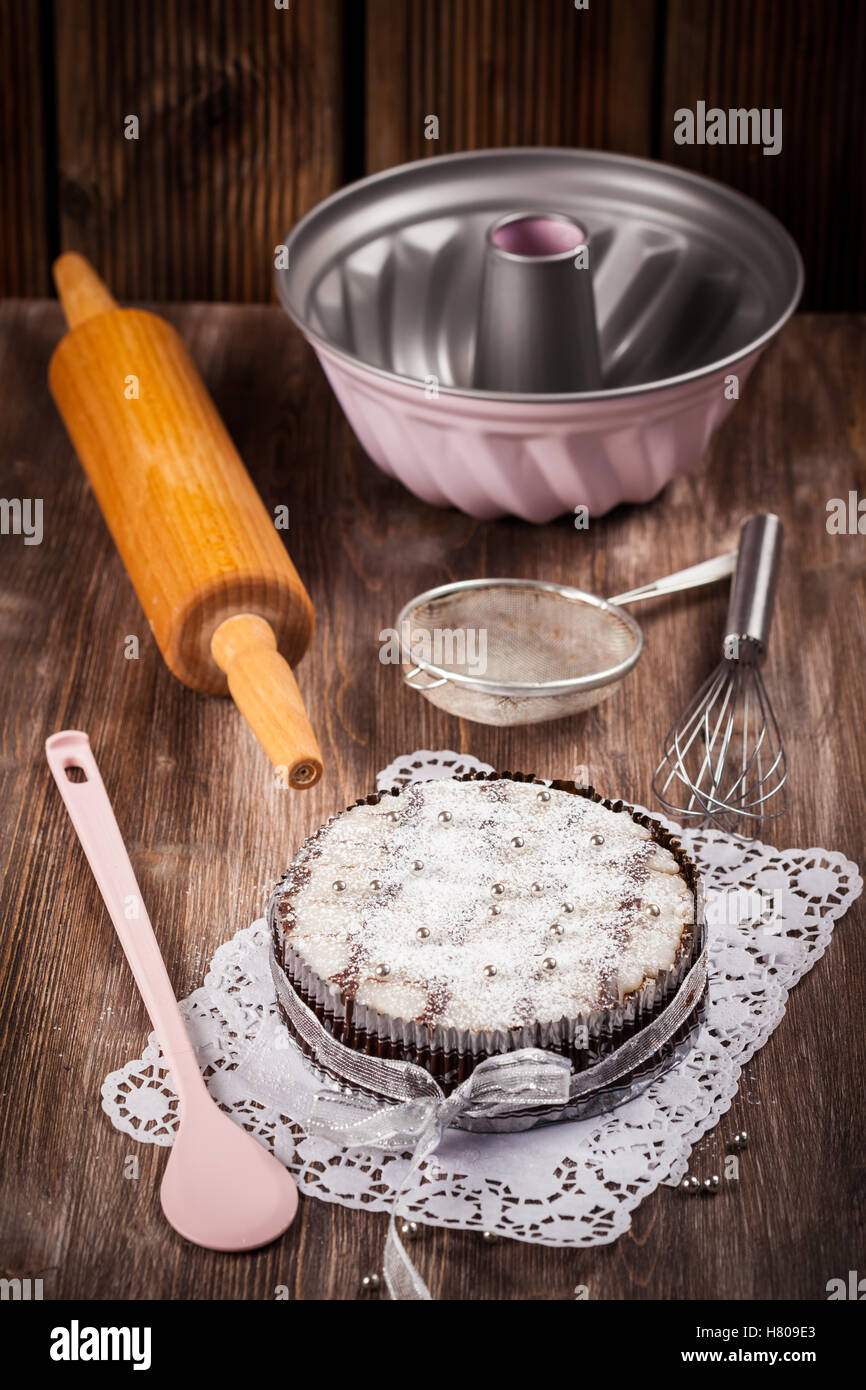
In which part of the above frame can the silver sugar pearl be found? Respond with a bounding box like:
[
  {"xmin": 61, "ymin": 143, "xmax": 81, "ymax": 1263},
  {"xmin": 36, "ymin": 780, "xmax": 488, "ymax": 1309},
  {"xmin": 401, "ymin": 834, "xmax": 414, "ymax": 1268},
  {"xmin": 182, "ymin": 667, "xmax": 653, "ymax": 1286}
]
[
  {"xmin": 386, "ymin": 810, "xmax": 399, "ymax": 823},
  {"xmin": 562, "ymin": 901, "xmax": 575, "ymax": 914},
  {"xmin": 437, "ymin": 810, "xmax": 452, "ymax": 824},
  {"xmin": 510, "ymin": 835, "xmax": 525, "ymax": 848},
  {"xmin": 703, "ymin": 1175, "xmax": 720, "ymax": 1192},
  {"xmin": 590, "ymin": 833, "xmax": 605, "ymax": 846},
  {"xmin": 332, "ymin": 880, "xmax": 346, "ymax": 892},
  {"xmin": 646, "ymin": 903, "xmax": 661, "ymax": 917},
  {"xmin": 416, "ymin": 926, "xmax": 430, "ymax": 939},
  {"xmin": 549, "ymin": 923, "xmax": 565, "ymax": 939},
  {"xmin": 491, "ymin": 882, "xmax": 505, "ymax": 897},
  {"xmin": 536, "ymin": 790, "xmax": 551, "ymax": 802},
  {"xmin": 369, "ymin": 879, "xmax": 382, "ymax": 891},
  {"xmin": 412, "ymin": 859, "xmax": 424, "ymax": 872},
  {"xmin": 684, "ymin": 1175, "xmax": 701, "ymax": 1192},
  {"xmin": 360, "ymin": 1272, "xmax": 381, "ymax": 1290},
  {"xmin": 400, "ymin": 1220, "xmax": 419, "ymax": 1238},
  {"xmin": 488, "ymin": 904, "xmax": 502, "ymax": 916},
  {"xmin": 483, "ymin": 964, "xmax": 497, "ymax": 978},
  {"xmin": 374, "ymin": 963, "xmax": 391, "ymax": 978},
  {"xmin": 482, "ymin": 1230, "xmax": 498, "ymax": 1243},
  {"xmin": 530, "ymin": 882, "xmax": 543, "ymax": 895},
  {"xmin": 542, "ymin": 956, "xmax": 557, "ymax": 971}
]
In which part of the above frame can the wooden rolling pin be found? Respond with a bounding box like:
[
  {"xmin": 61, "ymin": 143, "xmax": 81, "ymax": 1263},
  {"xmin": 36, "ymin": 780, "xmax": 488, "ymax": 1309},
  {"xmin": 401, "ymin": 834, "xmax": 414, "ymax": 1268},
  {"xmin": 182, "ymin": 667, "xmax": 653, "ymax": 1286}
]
[{"xmin": 48, "ymin": 253, "xmax": 322, "ymax": 789}]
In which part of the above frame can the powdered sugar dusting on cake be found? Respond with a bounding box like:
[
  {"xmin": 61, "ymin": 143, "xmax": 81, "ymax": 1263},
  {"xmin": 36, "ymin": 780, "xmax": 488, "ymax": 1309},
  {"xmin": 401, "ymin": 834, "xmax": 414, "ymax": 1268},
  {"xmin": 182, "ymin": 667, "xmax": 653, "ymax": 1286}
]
[{"xmin": 277, "ymin": 780, "xmax": 693, "ymax": 1032}]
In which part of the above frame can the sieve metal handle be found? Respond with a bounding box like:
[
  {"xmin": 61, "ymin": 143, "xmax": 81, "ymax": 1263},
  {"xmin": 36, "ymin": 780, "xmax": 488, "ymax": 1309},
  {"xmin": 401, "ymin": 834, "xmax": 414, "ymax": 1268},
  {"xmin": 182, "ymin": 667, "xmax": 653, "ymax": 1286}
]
[
  {"xmin": 403, "ymin": 664, "xmax": 449, "ymax": 691},
  {"xmin": 608, "ymin": 551, "xmax": 737, "ymax": 606},
  {"xmin": 724, "ymin": 513, "xmax": 783, "ymax": 654}
]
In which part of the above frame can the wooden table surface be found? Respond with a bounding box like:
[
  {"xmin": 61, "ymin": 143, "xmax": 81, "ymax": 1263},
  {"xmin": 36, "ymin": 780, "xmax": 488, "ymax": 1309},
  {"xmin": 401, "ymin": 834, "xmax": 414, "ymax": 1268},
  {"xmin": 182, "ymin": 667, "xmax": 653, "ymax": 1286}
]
[{"xmin": 1, "ymin": 301, "xmax": 863, "ymax": 1301}]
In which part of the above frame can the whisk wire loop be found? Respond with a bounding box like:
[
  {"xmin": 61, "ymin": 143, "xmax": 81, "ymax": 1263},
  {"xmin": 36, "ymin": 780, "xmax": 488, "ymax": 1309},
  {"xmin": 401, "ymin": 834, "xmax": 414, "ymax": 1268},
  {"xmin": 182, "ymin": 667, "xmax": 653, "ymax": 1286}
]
[{"xmin": 652, "ymin": 517, "xmax": 786, "ymax": 839}]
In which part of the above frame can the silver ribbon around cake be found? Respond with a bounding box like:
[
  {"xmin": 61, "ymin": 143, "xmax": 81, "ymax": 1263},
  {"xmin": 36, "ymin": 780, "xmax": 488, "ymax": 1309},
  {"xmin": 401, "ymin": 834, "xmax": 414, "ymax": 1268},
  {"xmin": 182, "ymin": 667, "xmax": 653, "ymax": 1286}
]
[
  {"xmin": 270, "ymin": 943, "xmax": 707, "ymax": 1300},
  {"xmin": 310, "ymin": 1048, "xmax": 574, "ymax": 1300}
]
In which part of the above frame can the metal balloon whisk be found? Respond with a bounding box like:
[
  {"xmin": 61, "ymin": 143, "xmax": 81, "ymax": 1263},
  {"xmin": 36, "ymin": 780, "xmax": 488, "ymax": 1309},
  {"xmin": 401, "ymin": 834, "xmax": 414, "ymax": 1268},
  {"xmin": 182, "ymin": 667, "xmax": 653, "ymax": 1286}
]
[{"xmin": 653, "ymin": 514, "xmax": 786, "ymax": 838}]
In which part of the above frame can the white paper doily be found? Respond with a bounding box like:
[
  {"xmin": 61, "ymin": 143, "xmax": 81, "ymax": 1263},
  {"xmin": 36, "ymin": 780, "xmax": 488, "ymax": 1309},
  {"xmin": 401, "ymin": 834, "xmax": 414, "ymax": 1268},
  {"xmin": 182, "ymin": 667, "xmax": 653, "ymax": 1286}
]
[{"xmin": 102, "ymin": 752, "xmax": 862, "ymax": 1247}]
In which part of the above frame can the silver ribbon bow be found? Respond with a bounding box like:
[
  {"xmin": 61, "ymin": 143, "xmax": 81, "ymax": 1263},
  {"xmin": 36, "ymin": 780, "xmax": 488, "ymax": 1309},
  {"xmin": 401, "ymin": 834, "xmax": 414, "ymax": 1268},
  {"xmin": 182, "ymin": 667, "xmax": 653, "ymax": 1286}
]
[
  {"xmin": 307, "ymin": 1048, "xmax": 573, "ymax": 1300},
  {"xmin": 270, "ymin": 942, "xmax": 707, "ymax": 1299}
]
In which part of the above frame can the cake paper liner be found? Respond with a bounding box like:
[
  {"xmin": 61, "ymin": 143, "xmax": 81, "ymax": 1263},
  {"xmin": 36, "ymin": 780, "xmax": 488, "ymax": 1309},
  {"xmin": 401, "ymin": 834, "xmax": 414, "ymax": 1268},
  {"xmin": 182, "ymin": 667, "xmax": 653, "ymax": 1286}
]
[{"xmin": 267, "ymin": 772, "xmax": 707, "ymax": 1122}]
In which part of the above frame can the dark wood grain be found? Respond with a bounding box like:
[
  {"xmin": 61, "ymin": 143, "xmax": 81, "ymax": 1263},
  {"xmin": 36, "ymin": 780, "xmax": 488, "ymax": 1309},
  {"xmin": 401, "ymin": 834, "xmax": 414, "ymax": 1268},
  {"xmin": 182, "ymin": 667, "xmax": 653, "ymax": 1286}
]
[
  {"xmin": 53, "ymin": 0, "xmax": 342, "ymax": 301},
  {"xmin": 364, "ymin": 0, "xmax": 658, "ymax": 171},
  {"xmin": 0, "ymin": 301, "xmax": 864, "ymax": 1300},
  {"xmin": 661, "ymin": 0, "xmax": 866, "ymax": 312},
  {"xmin": 1, "ymin": 1, "xmax": 865, "ymax": 309},
  {"xmin": 0, "ymin": 0, "xmax": 52, "ymax": 296}
]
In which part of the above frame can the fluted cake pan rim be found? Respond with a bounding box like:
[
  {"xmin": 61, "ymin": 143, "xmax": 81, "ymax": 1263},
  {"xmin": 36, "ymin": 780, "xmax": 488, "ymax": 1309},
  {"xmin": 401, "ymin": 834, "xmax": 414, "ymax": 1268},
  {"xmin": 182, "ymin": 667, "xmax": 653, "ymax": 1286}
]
[{"xmin": 276, "ymin": 146, "xmax": 804, "ymax": 404}]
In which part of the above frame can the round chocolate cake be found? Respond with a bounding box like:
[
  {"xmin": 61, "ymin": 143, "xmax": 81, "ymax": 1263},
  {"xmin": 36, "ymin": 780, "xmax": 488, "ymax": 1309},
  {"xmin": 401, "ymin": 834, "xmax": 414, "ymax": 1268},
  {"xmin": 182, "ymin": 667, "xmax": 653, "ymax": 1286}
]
[{"xmin": 269, "ymin": 774, "xmax": 699, "ymax": 1091}]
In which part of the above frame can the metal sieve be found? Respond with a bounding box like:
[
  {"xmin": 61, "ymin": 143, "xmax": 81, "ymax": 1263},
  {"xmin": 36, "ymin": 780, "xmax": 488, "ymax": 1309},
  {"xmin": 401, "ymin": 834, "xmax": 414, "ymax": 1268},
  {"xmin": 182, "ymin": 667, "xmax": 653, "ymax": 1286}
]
[{"xmin": 397, "ymin": 552, "xmax": 737, "ymax": 727}]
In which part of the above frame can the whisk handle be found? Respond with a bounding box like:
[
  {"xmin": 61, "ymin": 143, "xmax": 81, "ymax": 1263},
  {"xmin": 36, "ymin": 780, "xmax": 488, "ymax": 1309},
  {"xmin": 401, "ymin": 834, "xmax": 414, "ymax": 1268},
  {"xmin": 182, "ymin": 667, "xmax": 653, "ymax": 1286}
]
[{"xmin": 725, "ymin": 514, "xmax": 783, "ymax": 655}]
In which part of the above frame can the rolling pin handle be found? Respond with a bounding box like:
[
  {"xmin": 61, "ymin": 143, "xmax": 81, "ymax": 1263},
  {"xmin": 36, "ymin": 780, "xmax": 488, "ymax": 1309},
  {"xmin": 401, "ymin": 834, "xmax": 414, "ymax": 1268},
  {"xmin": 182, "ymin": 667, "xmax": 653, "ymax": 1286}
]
[
  {"xmin": 53, "ymin": 253, "xmax": 119, "ymax": 329},
  {"xmin": 211, "ymin": 614, "xmax": 323, "ymax": 791}
]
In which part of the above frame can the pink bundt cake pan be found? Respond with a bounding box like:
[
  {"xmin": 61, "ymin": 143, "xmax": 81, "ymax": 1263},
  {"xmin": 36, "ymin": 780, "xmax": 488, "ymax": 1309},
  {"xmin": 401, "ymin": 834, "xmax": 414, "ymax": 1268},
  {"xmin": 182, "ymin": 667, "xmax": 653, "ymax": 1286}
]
[
  {"xmin": 316, "ymin": 342, "xmax": 762, "ymax": 523},
  {"xmin": 277, "ymin": 149, "xmax": 803, "ymax": 523}
]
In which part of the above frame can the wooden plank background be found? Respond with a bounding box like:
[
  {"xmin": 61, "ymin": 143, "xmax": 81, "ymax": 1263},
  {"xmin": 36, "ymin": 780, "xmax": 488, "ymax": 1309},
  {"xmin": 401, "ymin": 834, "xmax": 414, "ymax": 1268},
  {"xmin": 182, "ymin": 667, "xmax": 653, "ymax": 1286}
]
[
  {"xmin": 52, "ymin": 0, "xmax": 341, "ymax": 301},
  {"xmin": 0, "ymin": 0, "xmax": 862, "ymax": 308},
  {"xmin": 0, "ymin": 0, "xmax": 52, "ymax": 296},
  {"xmin": 363, "ymin": 0, "xmax": 658, "ymax": 168},
  {"xmin": 660, "ymin": 0, "xmax": 866, "ymax": 312}
]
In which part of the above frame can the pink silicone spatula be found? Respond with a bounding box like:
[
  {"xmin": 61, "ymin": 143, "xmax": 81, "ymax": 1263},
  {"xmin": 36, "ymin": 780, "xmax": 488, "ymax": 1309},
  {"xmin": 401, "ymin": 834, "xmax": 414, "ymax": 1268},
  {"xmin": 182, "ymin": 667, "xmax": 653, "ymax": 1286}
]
[{"xmin": 46, "ymin": 729, "xmax": 299, "ymax": 1251}]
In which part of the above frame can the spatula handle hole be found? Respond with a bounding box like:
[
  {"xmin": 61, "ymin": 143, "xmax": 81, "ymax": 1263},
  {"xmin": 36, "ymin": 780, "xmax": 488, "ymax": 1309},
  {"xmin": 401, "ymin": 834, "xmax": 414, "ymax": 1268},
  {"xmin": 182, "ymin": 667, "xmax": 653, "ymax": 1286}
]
[{"xmin": 65, "ymin": 764, "xmax": 87, "ymax": 783}]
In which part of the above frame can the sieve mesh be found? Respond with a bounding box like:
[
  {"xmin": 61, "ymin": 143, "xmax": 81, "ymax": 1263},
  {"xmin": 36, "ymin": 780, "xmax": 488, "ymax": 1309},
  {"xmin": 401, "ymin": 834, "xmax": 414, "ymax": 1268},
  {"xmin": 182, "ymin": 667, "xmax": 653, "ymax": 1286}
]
[{"xmin": 402, "ymin": 582, "xmax": 642, "ymax": 727}]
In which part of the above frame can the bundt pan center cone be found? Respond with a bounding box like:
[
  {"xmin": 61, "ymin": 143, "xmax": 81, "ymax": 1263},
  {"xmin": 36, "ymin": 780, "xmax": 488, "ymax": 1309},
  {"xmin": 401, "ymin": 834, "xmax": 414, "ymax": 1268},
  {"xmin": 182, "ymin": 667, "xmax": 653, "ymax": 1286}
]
[{"xmin": 277, "ymin": 148, "xmax": 803, "ymax": 523}]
